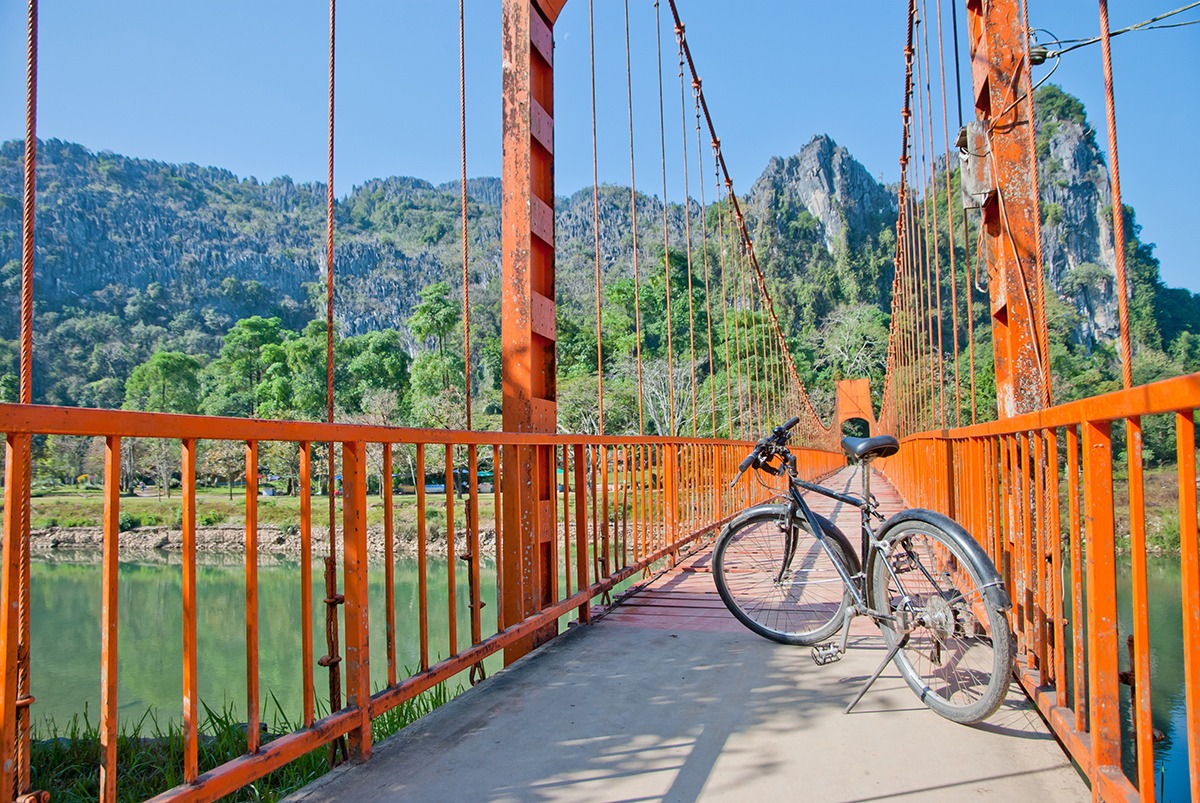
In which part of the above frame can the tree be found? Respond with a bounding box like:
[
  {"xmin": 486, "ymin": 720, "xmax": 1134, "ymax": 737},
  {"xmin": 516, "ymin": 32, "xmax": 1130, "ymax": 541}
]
[
  {"xmin": 408, "ymin": 282, "xmax": 460, "ymax": 389},
  {"xmin": 124, "ymin": 351, "xmax": 202, "ymax": 415},
  {"xmin": 201, "ymin": 316, "xmax": 285, "ymax": 417},
  {"xmin": 124, "ymin": 351, "xmax": 202, "ymax": 498},
  {"xmin": 811, "ymin": 303, "xmax": 889, "ymax": 383}
]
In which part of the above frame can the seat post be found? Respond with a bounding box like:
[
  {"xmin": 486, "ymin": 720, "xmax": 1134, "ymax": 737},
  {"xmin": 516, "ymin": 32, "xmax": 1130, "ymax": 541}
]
[{"xmin": 861, "ymin": 461, "xmax": 871, "ymax": 502}]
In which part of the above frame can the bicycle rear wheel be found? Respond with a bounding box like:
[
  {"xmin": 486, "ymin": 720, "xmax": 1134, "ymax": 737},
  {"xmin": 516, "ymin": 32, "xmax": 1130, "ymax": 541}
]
[
  {"xmin": 870, "ymin": 517, "xmax": 1014, "ymax": 724},
  {"xmin": 713, "ymin": 507, "xmax": 854, "ymax": 646}
]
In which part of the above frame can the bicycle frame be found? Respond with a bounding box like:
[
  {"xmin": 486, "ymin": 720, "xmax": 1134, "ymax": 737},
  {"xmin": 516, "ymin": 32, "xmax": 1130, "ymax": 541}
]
[{"xmin": 780, "ymin": 463, "xmax": 901, "ymax": 622}]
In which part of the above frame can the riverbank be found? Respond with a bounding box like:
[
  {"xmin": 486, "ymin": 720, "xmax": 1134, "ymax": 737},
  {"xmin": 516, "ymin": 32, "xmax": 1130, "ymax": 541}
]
[{"xmin": 29, "ymin": 523, "xmax": 497, "ymax": 558}]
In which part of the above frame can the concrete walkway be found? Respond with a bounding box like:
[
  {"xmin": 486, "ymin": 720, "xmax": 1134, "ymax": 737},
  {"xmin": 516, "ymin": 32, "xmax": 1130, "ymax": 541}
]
[{"xmin": 287, "ymin": 468, "xmax": 1087, "ymax": 803}]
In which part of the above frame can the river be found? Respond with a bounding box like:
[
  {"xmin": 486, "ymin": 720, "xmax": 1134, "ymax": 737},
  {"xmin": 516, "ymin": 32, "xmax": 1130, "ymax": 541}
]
[{"xmin": 27, "ymin": 552, "xmax": 1192, "ymax": 800}]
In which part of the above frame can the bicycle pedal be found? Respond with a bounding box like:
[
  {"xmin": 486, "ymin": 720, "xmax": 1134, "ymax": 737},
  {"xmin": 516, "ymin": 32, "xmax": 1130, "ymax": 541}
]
[{"xmin": 810, "ymin": 642, "xmax": 843, "ymax": 666}]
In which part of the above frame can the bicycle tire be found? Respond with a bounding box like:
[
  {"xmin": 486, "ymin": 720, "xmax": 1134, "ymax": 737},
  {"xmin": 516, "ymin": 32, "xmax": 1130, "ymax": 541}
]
[
  {"xmin": 869, "ymin": 515, "xmax": 1014, "ymax": 724},
  {"xmin": 713, "ymin": 506, "xmax": 855, "ymax": 646}
]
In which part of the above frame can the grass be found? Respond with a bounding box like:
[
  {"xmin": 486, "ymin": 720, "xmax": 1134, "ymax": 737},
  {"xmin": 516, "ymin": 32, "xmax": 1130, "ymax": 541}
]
[
  {"xmin": 13, "ymin": 486, "xmax": 499, "ymax": 535},
  {"xmin": 12, "ymin": 483, "xmax": 663, "ymax": 540},
  {"xmin": 32, "ymin": 683, "xmax": 454, "ymax": 802}
]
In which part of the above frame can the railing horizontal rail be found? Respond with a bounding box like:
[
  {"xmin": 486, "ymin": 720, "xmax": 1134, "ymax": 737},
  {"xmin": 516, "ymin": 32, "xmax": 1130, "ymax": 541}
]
[
  {"xmin": 0, "ymin": 403, "xmax": 844, "ymax": 800},
  {"xmin": 880, "ymin": 370, "xmax": 1200, "ymax": 802},
  {"xmin": 0, "ymin": 403, "xmax": 812, "ymax": 449}
]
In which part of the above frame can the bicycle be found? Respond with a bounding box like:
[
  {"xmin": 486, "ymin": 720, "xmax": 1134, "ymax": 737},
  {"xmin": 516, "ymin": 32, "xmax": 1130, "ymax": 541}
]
[{"xmin": 712, "ymin": 417, "xmax": 1015, "ymax": 724}]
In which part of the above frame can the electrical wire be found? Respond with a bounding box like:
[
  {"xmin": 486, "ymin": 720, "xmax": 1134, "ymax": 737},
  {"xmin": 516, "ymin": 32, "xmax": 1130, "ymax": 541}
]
[{"xmin": 1048, "ymin": 2, "xmax": 1200, "ymax": 56}]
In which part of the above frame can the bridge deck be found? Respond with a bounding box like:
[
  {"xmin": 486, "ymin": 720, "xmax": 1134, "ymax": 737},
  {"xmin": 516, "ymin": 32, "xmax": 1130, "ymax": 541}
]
[{"xmin": 287, "ymin": 468, "xmax": 1087, "ymax": 802}]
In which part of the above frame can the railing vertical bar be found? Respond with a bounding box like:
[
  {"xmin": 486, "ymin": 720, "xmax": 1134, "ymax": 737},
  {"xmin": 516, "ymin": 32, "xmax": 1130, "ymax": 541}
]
[
  {"xmin": 1066, "ymin": 423, "xmax": 1086, "ymax": 730},
  {"xmin": 1019, "ymin": 432, "xmax": 1033, "ymax": 661},
  {"xmin": 342, "ymin": 440, "xmax": 372, "ymax": 761},
  {"xmin": 591, "ymin": 445, "xmax": 600, "ymax": 585},
  {"xmin": 1046, "ymin": 428, "xmax": 1066, "ymax": 708},
  {"xmin": 600, "ymin": 445, "xmax": 609, "ymax": 581},
  {"xmin": 1003, "ymin": 435, "xmax": 1017, "ymax": 614},
  {"xmin": 299, "ymin": 442, "xmax": 315, "ymax": 728},
  {"xmin": 0, "ymin": 433, "xmax": 28, "ymax": 799},
  {"xmin": 416, "ymin": 444, "xmax": 429, "ymax": 671},
  {"xmin": 383, "ymin": 443, "xmax": 397, "ymax": 688},
  {"xmin": 446, "ymin": 443, "xmax": 458, "ymax": 656},
  {"xmin": 1082, "ymin": 419, "xmax": 1120, "ymax": 774},
  {"xmin": 181, "ymin": 438, "xmax": 199, "ymax": 782},
  {"xmin": 1177, "ymin": 409, "xmax": 1200, "ymax": 803},
  {"xmin": 245, "ymin": 440, "xmax": 261, "ymax": 754},
  {"xmin": 492, "ymin": 444, "xmax": 503, "ymax": 632},
  {"xmin": 1032, "ymin": 432, "xmax": 1046, "ymax": 675},
  {"xmin": 562, "ymin": 444, "xmax": 572, "ymax": 598},
  {"xmin": 1121, "ymin": 415, "xmax": 1154, "ymax": 796},
  {"xmin": 467, "ymin": 444, "xmax": 482, "ymax": 648},
  {"xmin": 573, "ymin": 444, "xmax": 590, "ymax": 624},
  {"xmin": 99, "ymin": 435, "xmax": 120, "ymax": 803}
]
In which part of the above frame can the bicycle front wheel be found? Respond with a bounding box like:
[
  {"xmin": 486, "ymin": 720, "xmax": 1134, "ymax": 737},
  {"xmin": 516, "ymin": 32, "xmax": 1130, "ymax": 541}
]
[
  {"xmin": 713, "ymin": 507, "xmax": 853, "ymax": 646},
  {"xmin": 870, "ymin": 517, "xmax": 1014, "ymax": 724}
]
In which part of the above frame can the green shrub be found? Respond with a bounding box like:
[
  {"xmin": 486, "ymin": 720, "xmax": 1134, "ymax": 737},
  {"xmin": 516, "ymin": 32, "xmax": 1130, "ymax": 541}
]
[
  {"xmin": 118, "ymin": 512, "xmax": 141, "ymax": 532},
  {"xmin": 199, "ymin": 510, "xmax": 227, "ymax": 526}
]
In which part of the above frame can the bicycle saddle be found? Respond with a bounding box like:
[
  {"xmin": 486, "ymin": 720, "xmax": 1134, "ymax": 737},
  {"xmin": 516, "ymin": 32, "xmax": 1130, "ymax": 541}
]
[{"xmin": 840, "ymin": 434, "xmax": 900, "ymax": 462}]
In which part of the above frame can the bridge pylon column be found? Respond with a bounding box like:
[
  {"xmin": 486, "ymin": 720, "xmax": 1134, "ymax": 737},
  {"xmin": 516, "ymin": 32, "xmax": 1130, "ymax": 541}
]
[
  {"xmin": 500, "ymin": 0, "xmax": 566, "ymax": 664},
  {"xmin": 964, "ymin": 0, "xmax": 1049, "ymax": 417}
]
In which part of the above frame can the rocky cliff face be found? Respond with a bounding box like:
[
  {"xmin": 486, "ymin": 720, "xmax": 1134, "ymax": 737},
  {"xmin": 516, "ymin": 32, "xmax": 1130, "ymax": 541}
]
[
  {"xmin": 1035, "ymin": 93, "xmax": 1121, "ymax": 345},
  {"xmin": 747, "ymin": 134, "xmax": 898, "ymax": 253}
]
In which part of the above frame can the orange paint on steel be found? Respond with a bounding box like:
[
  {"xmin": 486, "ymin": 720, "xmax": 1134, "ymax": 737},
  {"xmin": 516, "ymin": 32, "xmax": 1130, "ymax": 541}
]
[
  {"xmin": 100, "ymin": 436, "xmax": 120, "ymax": 802},
  {"xmin": 714, "ymin": 155, "xmax": 733, "ymax": 438},
  {"xmin": 935, "ymin": 0, "xmax": 962, "ymax": 426},
  {"xmin": 623, "ymin": 0, "xmax": 646, "ymax": 434},
  {"xmin": 588, "ymin": 0, "xmax": 604, "ymax": 434},
  {"xmin": 1178, "ymin": 410, "xmax": 1200, "ymax": 802},
  {"xmin": 16, "ymin": 4, "xmax": 38, "ymax": 793},
  {"xmin": 148, "ymin": 708, "xmax": 359, "ymax": 802},
  {"xmin": 1033, "ymin": 433, "xmax": 1047, "ymax": 682},
  {"xmin": 500, "ymin": 0, "xmax": 559, "ymax": 661},
  {"xmin": 322, "ymin": 0, "xmax": 345, "ymax": 737},
  {"xmin": 416, "ymin": 446, "xmax": 430, "ymax": 669},
  {"xmin": 459, "ymin": 0, "xmax": 473, "ymax": 431},
  {"xmin": 676, "ymin": 21, "xmax": 698, "ymax": 437},
  {"xmin": 467, "ymin": 445, "xmax": 483, "ymax": 663},
  {"xmin": 918, "ymin": 0, "xmax": 946, "ymax": 426},
  {"xmin": 1096, "ymin": 2, "xmax": 1132, "ymax": 388},
  {"xmin": 299, "ymin": 443, "xmax": 315, "ymax": 727},
  {"xmin": 573, "ymin": 444, "xmax": 591, "ymax": 624},
  {"xmin": 341, "ymin": 441, "xmax": 372, "ymax": 762},
  {"xmin": 561, "ymin": 446, "xmax": 571, "ymax": 598},
  {"xmin": 245, "ymin": 441, "xmax": 261, "ymax": 754},
  {"xmin": 493, "ymin": 444, "xmax": 504, "ymax": 633},
  {"xmin": 1018, "ymin": 0, "xmax": 1051, "ymax": 409},
  {"xmin": 965, "ymin": 0, "xmax": 1049, "ymax": 418},
  {"xmin": 1046, "ymin": 429, "xmax": 1067, "ymax": 710},
  {"xmin": 654, "ymin": 0, "xmax": 677, "ymax": 425},
  {"xmin": 181, "ymin": 438, "xmax": 200, "ymax": 783},
  {"xmin": 1066, "ymin": 424, "xmax": 1087, "ymax": 730},
  {"xmin": 383, "ymin": 444, "xmax": 397, "ymax": 688},
  {"xmin": 1082, "ymin": 420, "xmax": 1121, "ymax": 782},
  {"xmin": 445, "ymin": 443, "xmax": 458, "ymax": 656},
  {"xmin": 691, "ymin": 72, "xmax": 717, "ymax": 438},
  {"xmin": 1126, "ymin": 416, "xmax": 1155, "ymax": 796}
]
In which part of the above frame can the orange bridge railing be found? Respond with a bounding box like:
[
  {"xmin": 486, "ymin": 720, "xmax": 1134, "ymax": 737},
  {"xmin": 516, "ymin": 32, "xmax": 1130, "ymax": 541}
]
[{"xmin": 0, "ymin": 403, "xmax": 843, "ymax": 800}]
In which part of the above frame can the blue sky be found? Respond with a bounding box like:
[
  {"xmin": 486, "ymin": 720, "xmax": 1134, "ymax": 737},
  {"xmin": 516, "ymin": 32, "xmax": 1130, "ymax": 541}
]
[{"xmin": 2, "ymin": 1, "xmax": 1197, "ymax": 291}]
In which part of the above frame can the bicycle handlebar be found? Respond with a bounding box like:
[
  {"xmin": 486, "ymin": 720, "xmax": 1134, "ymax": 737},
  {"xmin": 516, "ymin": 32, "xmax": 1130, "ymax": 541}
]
[{"xmin": 730, "ymin": 417, "xmax": 802, "ymax": 487}]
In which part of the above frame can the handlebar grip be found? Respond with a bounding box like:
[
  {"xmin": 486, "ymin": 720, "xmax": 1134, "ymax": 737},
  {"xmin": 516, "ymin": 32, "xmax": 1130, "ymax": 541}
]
[
  {"xmin": 782, "ymin": 416, "xmax": 800, "ymax": 432},
  {"xmin": 737, "ymin": 451, "xmax": 758, "ymax": 473}
]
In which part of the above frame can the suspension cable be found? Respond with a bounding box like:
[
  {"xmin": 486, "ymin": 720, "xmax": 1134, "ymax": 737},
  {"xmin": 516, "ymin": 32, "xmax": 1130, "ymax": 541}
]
[
  {"xmin": 676, "ymin": 22, "xmax": 699, "ymax": 438},
  {"xmin": 623, "ymin": 0, "xmax": 646, "ymax": 433},
  {"xmin": 459, "ymin": 0, "xmax": 472, "ymax": 429},
  {"xmin": 589, "ymin": 0, "xmax": 604, "ymax": 433},
  {"xmin": 654, "ymin": 0, "xmax": 676, "ymax": 433},
  {"xmin": 1098, "ymin": 0, "xmax": 1135, "ymax": 389}
]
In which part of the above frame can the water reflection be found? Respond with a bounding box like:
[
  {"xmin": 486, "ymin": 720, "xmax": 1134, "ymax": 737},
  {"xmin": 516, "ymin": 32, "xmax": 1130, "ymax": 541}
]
[{"xmin": 30, "ymin": 552, "xmax": 498, "ymax": 731}]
